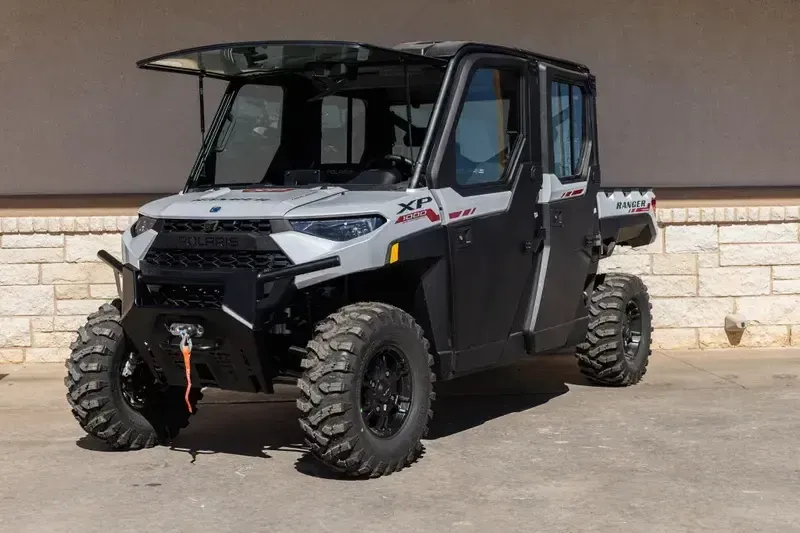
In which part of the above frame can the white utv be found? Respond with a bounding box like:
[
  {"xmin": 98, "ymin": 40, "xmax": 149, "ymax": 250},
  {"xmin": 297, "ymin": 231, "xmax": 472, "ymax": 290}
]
[{"xmin": 65, "ymin": 40, "xmax": 657, "ymax": 478}]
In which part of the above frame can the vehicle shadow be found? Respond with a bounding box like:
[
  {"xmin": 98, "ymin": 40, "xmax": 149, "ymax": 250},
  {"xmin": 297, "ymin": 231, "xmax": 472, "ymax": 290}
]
[{"xmin": 75, "ymin": 354, "xmax": 587, "ymax": 477}]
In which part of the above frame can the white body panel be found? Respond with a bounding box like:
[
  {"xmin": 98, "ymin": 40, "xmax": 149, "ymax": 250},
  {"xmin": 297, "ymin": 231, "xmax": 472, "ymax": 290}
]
[{"xmin": 122, "ymin": 183, "xmax": 656, "ymax": 289}]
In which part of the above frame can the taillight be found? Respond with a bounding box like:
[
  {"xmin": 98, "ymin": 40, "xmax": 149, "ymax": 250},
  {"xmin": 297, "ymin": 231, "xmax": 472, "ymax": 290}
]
[{"xmin": 651, "ymin": 197, "xmax": 657, "ymax": 213}]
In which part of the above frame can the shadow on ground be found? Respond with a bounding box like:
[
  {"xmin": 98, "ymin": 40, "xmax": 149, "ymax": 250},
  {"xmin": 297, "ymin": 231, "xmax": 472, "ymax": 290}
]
[{"xmin": 76, "ymin": 355, "xmax": 587, "ymax": 477}]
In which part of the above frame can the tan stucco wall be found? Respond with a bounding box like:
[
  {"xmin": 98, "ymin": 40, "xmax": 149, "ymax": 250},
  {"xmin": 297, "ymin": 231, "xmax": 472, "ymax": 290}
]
[{"xmin": 1, "ymin": 0, "xmax": 799, "ymax": 196}]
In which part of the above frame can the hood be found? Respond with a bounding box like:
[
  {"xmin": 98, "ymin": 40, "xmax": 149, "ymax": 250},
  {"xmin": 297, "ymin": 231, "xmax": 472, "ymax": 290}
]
[
  {"xmin": 139, "ymin": 186, "xmax": 347, "ymax": 219},
  {"xmin": 285, "ymin": 189, "xmax": 413, "ymax": 218}
]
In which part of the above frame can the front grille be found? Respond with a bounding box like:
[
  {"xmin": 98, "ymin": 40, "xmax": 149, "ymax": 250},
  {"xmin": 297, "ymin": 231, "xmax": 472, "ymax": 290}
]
[
  {"xmin": 144, "ymin": 249, "xmax": 291, "ymax": 271},
  {"xmin": 151, "ymin": 284, "xmax": 223, "ymax": 309},
  {"xmin": 161, "ymin": 219, "xmax": 271, "ymax": 234}
]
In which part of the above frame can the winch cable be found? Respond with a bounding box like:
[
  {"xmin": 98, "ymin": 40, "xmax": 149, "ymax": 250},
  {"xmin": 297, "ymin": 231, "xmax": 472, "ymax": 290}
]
[{"xmin": 179, "ymin": 331, "xmax": 194, "ymax": 413}]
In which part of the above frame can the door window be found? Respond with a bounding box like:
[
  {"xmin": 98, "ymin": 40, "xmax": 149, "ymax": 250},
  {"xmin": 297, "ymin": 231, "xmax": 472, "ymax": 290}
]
[
  {"xmin": 453, "ymin": 67, "xmax": 521, "ymax": 187},
  {"xmin": 551, "ymin": 81, "xmax": 585, "ymax": 178}
]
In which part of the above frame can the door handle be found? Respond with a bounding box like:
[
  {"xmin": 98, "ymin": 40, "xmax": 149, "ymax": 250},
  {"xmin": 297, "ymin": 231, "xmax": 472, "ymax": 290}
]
[
  {"xmin": 456, "ymin": 226, "xmax": 473, "ymax": 249},
  {"xmin": 523, "ymin": 228, "xmax": 546, "ymax": 254}
]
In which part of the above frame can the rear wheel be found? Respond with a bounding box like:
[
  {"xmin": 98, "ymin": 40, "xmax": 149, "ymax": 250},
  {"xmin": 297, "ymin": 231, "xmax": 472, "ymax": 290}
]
[
  {"xmin": 297, "ymin": 302, "xmax": 435, "ymax": 478},
  {"xmin": 575, "ymin": 274, "xmax": 652, "ymax": 386},
  {"xmin": 64, "ymin": 300, "xmax": 202, "ymax": 449}
]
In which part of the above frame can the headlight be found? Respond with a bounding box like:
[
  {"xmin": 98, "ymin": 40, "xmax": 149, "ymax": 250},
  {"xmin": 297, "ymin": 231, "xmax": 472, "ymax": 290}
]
[
  {"xmin": 289, "ymin": 216, "xmax": 386, "ymax": 241},
  {"xmin": 131, "ymin": 215, "xmax": 157, "ymax": 237}
]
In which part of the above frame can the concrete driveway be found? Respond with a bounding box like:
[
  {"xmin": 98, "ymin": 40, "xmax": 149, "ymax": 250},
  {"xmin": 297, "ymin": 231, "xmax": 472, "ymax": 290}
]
[{"xmin": 2, "ymin": 350, "xmax": 800, "ymax": 533}]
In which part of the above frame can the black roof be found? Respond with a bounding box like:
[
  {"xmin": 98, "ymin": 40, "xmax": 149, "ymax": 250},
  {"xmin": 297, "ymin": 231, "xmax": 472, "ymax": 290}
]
[
  {"xmin": 392, "ymin": 40, "xmax": 590, "ymax": 73},
  {"xmin": 136, "ymin": 40, "xmax": 589, "ymax": 81}
]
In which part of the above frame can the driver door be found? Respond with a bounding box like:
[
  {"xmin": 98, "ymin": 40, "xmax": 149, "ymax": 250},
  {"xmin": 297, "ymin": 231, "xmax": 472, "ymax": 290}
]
[{"xmin": 428, "ymin": 54, "xmax": 542, "ymax": 376}]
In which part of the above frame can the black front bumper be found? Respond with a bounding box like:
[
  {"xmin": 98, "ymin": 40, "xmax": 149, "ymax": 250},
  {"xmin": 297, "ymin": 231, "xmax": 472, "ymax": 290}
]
[{"xmin": 100, "ymin": 250, "xmax": 339, "ymax": 393}]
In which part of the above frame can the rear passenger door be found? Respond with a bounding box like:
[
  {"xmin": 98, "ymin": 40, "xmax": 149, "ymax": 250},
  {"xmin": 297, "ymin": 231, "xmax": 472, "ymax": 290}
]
[
  {"xmin": 428, "ymin": 54, "xmax": 542, "ymax": 375},
  {"xmin": 523, "ymin": 65, "xmax": 600, "ymax": 352}
]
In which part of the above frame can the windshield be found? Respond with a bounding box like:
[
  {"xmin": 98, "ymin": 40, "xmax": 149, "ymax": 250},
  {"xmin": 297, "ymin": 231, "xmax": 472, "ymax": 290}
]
[{"xmin": 192, "ymin": 61, "xmax": 446, "ymax": 191}]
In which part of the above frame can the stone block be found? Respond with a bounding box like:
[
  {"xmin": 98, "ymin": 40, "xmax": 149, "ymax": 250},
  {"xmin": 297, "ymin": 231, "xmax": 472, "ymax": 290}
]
[
  {"xmin": 0, "ymin": 349, "xmax": 24, "ymax": 363},
  {"xmin": 736, "ymin": 296, "xmax": 800, "ymax": 325},
  {"xmin": 32, "ymin": 331, "xmax": 77, "ymax": 348},
  {"xmin": 41, "ymin": 263, "xmax": 115, "ymax": 284},
  {"xmin": 2, "ymin": 218, "xmax": 18, "ymax": 233},
  {"xmin": 0, "ymin": 318, "xmax": 31, "ymax": 347},
  {"xmin": 54, "ymin": 316, "xmax": 87, "ymax": 332},
  {"xmin": 47, "ymin": 217, "xmax": 60, "ymax": 233},
  {"xmin": 597, "ymin": 254, "xmax": 651, "ymax": 275},
  {"xmin": 32, "ymin": 218, "xmax": 48, "ymax": 233},
  {"xmin": 65, "ymin": 234, "xmax": 122, "ymax": 262},
  {"xmin": 89, "ymin": 217, "xmax": 105, "ymax": 233},
  {"xmin": 640, "ymin": 275, "xmax": 696, "ymax": 297},
  {"xmin": 25, "ymin": 347, "xmax": 70, "ymax": 363},
  {"xmin": 31, "ymin": 317, "xmax": 54, "ymax": 332},
  {"xmin": 786, "ymin": 207, "xmax": 800, "ymax": 221},
  {"xmin": 651, "ymin": 297, "xmax": 734, "ymax": 328},
  {"xmin": 697, "ymin": 253, "xmax": 720, "ymax": 268},
  {"xmin": 701, "ymin": 208, "xmax": 715, "ymax": 222},
  {"xmin": 665, "ymin": 226, "xmax": 718, "ymax": 253},
  {"xmin": 55, "ymin": 285, "xmax": 90, "ymax": 299},
  {"xmin": 720, "ymin": 244, "xmax": 800, "ymax": 266},
  {"xmin": 672, "ymin": 209, "xmax": 687, "ymax": 223},
  {"xmin": 747, "ymin": 207, "xmax": 759, "ymax": 221},
  {"xmin": 718, "ymin": 223, "xmax": 798, "ymax": 244},
  {"xmin": 773, "ymin": 280, "xmax": 800, "ymax": 294},
  {"xmin": 772, "ymin": 266, "xmax": 800, "ymax": 280},
  {"xmin": 0, "ymin": 264, "xmax": 39, "ymax": 285},
  {"xmin": 652, "ymin": 254, "xmax": 696, "ymax": 275},
  {"xmin": 56, "ymin": 299, "xmax": 108, "ymax": 316},
  {"xmin": 0, "ymin": 286, "xmax": 54, "ymax": 315},
  {"xmin": 89, "ymin": 284, "xmax": 118, "ymax": 299},
  {"xmin": 16, "ymin": 218, "xmax": 34, "ymax": 233},
  {"xmin": 770, "ymin": 207, "xmax": 785, "ymax": 221},
  {"xmin": 734, "ymin": 207, "xmax": 748, "ymax": 222},
  {"xmin": 0, "ymin": 248, "xmax": 63, "ymax": 264},
  {"xmin": 60, "ymin": 217, "xmax": 77, "ymax": 233},
  {"xmin": 75, "ymin": 218, "xmax": 90, "ymax": 232},
  {"xmin": 651, "ymin": 329, "xmax": 697, "ymax": 350},
  {"xmin": 2, "ymin": 233, "xmax": 64, "ymax": 248},
  {"xmin": 698, "ymin": 326, "xmax": 790, "ymax": 348},
  {"xmin": 687, "ymin": 208, "xmax": 701, "ymax": 223},
  {"xmin": 657, "ymin": 209, "xmax": 672, "ymax": 224},
  {"xmin": 698, "ymin": 267, "xmax": 770, "ymax": 296},
  {"xmin": 759, "ymin": 207, "xmax": 771, "ymax": 221}
]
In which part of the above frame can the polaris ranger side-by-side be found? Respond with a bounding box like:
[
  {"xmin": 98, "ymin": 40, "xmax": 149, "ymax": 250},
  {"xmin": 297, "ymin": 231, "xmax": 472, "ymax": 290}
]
[{"xmin": 65, "ymin": 40, "xmax": 657, "ymax": 478}]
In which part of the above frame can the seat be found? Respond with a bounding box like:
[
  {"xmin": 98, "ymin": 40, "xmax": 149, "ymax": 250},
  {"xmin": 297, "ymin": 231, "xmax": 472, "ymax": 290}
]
[{"xmin": 348, "ymin": 168, "xmax": 404, "ymax": 185}]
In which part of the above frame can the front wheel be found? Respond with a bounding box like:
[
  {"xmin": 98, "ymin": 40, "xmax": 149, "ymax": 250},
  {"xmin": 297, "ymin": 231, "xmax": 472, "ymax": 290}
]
[
  {"xmin": 64, "ymin": 300, "xmax": 202, "ymax": 449},
  {"xmin": 575, "ymin": 274, "xmax": 653, "ymax": 386},
  {"xmin": 297, "ymin": 302, "xmax": 435, "ymax": 478}
]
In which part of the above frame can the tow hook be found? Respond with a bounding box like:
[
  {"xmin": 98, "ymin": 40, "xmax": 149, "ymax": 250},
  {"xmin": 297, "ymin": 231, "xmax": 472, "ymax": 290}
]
[{"xmin": 168, "ymin": 323, "xmax": 204, "ymax": 413}]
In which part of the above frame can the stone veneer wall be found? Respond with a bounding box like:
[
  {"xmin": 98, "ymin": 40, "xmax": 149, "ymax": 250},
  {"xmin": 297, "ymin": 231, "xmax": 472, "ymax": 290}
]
[
  {"xmin": 1, "ymin": 207, "xmax": 800, "ymax": 362},
  {"xmin": 0, "ymin": 216, "xmax": 134, "ymax": 363},
  {"xmin": 599, "ymin": 205, "xmax": 800, "ymax": 350}
]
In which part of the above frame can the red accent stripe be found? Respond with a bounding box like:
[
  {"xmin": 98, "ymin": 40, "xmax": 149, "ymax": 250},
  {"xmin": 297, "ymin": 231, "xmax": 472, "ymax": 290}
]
[
  {"xmin": 449, "ymin": 210, "xmax": 463, "ymax": 219},
  {"xmin": 425, "ymin": 209, "xmax": 441, "ymax": 222}
]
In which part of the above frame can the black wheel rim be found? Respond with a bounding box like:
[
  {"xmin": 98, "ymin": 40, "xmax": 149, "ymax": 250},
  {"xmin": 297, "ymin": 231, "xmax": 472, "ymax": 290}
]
[
  {"xmin": 360, "ymin": 346, "xmax": 413, "ymax": 439},
  {"xmin": 622, "ymin": 299, "xmax": 643, "ymax": 362},
  {"xmin": 119, "ymin": 352, "xmax": 153, "ymax": 410}
]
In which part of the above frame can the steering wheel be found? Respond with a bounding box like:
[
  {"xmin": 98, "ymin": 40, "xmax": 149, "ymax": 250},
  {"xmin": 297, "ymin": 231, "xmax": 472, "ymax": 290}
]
[{"xmin": 365, "ymin": 153, "xmax": 415, "ymax": 173}]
